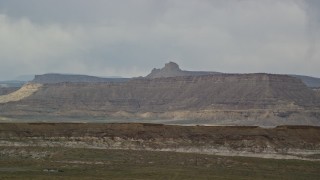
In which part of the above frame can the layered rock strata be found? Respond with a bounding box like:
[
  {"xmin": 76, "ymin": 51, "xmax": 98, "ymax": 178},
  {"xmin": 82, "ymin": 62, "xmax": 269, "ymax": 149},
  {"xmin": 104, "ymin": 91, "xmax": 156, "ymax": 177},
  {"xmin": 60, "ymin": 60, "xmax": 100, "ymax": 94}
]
[{"xmin": 0, "ymin": 73, "xmax": 319, "ymax": 125}]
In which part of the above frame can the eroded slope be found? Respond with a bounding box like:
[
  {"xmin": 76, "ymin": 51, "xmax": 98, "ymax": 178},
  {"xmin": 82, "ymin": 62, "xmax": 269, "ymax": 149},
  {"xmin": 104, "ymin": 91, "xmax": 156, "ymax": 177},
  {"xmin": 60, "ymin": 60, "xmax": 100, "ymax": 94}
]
[{"xmin": 0, "ymin": 83, "xmax": 42, "ymax": 103}]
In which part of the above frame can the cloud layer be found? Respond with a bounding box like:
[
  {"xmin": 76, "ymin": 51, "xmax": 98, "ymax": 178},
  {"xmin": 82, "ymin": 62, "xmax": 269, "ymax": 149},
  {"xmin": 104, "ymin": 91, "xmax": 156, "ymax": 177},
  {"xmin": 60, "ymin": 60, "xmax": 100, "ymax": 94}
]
[{"xmin": 0, "ymin": 0, "xmax": 319, "ymax": 80}]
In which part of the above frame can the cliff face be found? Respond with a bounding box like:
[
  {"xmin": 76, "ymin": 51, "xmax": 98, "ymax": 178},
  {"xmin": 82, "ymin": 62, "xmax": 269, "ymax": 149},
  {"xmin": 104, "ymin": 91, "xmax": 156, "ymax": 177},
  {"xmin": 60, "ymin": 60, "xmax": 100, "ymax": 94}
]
[
  {"xmin": 29, "ymin": 74, "xmax": 318, "ymax": 108},
  {"xmin": 0, "ymin": 73, "xmax": 319, "ymax": 125}
]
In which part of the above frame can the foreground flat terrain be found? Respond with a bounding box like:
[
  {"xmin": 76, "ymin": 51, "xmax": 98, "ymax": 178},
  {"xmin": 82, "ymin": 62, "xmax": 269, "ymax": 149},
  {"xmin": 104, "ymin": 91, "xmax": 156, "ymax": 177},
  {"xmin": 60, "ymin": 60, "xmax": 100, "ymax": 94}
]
[
  {"xmin": 0, "ymin": 147, "xmax": 320, "ymax": 180},
  {"xmin": 1, "ymin": 123, "xmax": 320, "ymax": 160},
  {"xmin": 0, "ymin": 123, "xmax": 320, "ymax": 179}
]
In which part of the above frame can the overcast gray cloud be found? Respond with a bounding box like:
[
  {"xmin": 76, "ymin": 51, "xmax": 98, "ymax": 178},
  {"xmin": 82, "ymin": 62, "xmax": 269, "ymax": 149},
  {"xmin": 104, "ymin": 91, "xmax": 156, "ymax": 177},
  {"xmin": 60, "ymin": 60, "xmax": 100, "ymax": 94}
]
[{"xmin": 0, "ymin": 0, "xmax": 319, "ymax": 80}]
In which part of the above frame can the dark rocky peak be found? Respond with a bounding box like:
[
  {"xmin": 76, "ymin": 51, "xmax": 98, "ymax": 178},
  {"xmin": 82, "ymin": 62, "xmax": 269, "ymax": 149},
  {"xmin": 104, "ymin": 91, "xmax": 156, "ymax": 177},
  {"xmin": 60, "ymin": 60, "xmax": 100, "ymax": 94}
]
[
  {"xmin": 146, "ymin": 62, "xmax": 220, "ymax": 79},
  {"xmin": 146, "ymin": 62, "xmax": 184, "ymax": 78},
  {"xmin": 163, "ymin": 62, "xmax": 181, "ymax": 71},
  {"xmin": 150, "ymin": 62, "xmax": 181, "ymax": 74}
]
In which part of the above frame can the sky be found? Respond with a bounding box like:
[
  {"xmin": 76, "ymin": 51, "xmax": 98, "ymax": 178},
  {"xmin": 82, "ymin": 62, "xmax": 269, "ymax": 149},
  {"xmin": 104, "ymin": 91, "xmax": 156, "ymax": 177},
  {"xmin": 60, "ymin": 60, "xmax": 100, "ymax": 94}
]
[{"xmin": 0, "ymin": 0, "xmax": 319, "ymax": 80}]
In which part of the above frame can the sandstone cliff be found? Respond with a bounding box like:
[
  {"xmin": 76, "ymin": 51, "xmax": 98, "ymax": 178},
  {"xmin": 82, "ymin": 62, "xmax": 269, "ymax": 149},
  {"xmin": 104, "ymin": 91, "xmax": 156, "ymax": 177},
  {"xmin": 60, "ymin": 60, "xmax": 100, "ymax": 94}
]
[{"xmin": 0, "ymin": 73, "xmax": 319, "ymax": 126}]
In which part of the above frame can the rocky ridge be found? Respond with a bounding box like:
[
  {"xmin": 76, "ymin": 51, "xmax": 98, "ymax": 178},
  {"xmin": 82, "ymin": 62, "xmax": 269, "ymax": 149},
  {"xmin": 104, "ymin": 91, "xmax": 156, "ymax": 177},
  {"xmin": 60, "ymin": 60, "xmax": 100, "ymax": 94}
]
[
  {"xmin": 32, "ymin": 73, "xmax": 129, "ymax": 84},
  {"xmin": 146, "ymin": 62, "xmax": 320, "ymax": 88}
]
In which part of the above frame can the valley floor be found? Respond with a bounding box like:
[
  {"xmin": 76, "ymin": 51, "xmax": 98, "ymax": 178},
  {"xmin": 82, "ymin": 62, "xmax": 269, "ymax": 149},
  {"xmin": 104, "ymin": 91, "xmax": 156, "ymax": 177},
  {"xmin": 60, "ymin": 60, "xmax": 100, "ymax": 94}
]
[{"xmin": 1, "ymin": 147, "xmax": 320, "ymax": 180}]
